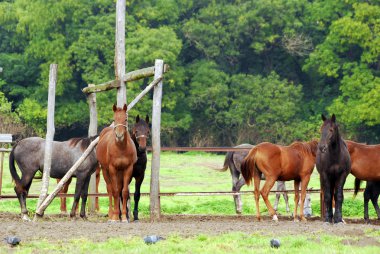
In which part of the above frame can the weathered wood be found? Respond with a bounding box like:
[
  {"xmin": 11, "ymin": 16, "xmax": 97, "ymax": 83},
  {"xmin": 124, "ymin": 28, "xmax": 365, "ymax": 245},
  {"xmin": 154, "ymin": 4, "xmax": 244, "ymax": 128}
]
[
  {"xmin": 36, "ymin": 64, "xmax": 57, "ymax": 211},
  {"xmin": 127, "ymin": 77, "xmax": 163, "ymax": 112},
  {"xmin": 115, "ymin": 0, "xmax": 126, "ymax": 107},
  {"xmin": 87, "ymin": 85, "xmax": 98, "ymax": 212},
  {"xmin": 0, "ymin": 152, "xmax": 4, "ymax": 195},
  {"xmin": 0, "ymin": 134, "xmax": 12, "ymax": 143},
  {"xmin": 35, "ymin": 137, "xmax": 99, "ymax": 217},
  {"xmin": 81, "ymin": 64, "xmax": 170, "ymax": 94},
  {"xmin": 150, "ymin": 59, "xmax": 164, "ymax": 222}
]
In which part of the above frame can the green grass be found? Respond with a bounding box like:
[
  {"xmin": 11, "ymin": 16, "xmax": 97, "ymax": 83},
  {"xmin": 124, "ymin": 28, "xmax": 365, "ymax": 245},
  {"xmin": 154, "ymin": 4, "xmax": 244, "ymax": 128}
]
[
  {"xmin": 0, "ymin": 152, "xmax": 377, "ymax": 219},
  {"xmin": 1, "ymin": 232, "xmax": 379, "ymax": 254}
]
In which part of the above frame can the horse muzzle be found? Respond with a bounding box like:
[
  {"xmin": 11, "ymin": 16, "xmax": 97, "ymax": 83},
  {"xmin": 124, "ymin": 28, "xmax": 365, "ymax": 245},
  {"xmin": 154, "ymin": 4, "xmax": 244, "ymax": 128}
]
[{"xmin": 115, "ymin": 133, "xmax": 124, "ymax": 142}]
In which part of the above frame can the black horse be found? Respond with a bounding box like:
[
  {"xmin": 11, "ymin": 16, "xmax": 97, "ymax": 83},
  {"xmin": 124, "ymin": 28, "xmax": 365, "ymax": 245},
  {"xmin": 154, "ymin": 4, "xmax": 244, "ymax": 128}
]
[
  {"xmin": 354, "ymin": 179, "xmax": 380, "ymax": 223},
  {"xmin": 9, "ymin": 136, "xmax": 98, "ymax": 221},
  {"xmin": 129, "ymin": 115, "xmax": 150, "ymax": 221},
  {"xmin": 316, "ymin": 114, "xmax": 351, "ymax": 223}
]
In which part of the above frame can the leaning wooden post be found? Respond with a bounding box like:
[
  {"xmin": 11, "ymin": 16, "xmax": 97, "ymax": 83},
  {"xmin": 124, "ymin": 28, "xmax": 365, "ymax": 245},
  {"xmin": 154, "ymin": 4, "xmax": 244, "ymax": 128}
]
[
  {"xmin": 36, "ymin": 64, "xmax": 57, "ymax": 212},
  {"xmin": 150, "ymin": 59, "xmax": 164, "ymax": 222},
  {"xmin": 35, "ymin": 137, "xmax": 99, "ymax": 217},
  {"xmin": 87, "ymin": 85, "xmax": 97, "ymax": 212},
  {"xmin": 115, "ymin": 0, "xmax": 126, "ymax": 107}
]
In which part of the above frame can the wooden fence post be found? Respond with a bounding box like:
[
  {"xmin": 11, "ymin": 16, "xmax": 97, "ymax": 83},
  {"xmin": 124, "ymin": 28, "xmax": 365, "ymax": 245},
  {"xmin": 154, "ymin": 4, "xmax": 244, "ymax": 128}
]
[
  {"xmin": 115, "ymin": 0, "xmax": 126, "ymax": 107},
  {"xmin": 87, "ymin": 85, "xmax": 97, "ymax": 212},
  {"xmin": 35, "ymin": 64, "xmax": 57, "ymax": 213},
  {"xmin": 150, "ymin": 59, "xmax": 164, "ymax": 222}
]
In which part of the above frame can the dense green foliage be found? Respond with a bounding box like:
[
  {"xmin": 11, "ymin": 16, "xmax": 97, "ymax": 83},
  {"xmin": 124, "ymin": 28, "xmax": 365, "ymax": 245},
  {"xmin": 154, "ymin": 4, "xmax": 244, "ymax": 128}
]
[{"xmin": 0, "ymin": 0, "xmax": 379, "ymax": 145}]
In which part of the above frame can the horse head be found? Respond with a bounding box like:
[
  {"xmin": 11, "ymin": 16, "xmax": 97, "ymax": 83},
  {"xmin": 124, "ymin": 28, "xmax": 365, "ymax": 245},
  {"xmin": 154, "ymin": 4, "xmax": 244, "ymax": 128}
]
[
  {"xmin": 132, "ymin": 115, "xmax": 150, "ymax": 152},
  {"xmin": 319, "ymin": 114, "xmax": 339, "ymax": 153},
  {"xmin": 113, "ymin": 104, "xmax": 128, "ymax": 143}
]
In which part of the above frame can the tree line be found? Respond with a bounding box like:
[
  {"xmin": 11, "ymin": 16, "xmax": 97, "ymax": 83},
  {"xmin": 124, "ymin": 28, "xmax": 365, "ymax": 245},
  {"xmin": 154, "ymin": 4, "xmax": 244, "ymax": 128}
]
[{"xmin": 0, "ymin": 0, "xmax": 379, "ymax": 146}]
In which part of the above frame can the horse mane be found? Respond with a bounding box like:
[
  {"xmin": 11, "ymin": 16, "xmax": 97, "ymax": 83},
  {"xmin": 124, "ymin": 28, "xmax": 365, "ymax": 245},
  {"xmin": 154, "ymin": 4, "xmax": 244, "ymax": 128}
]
[
  {"xmin": 68, "ymin": 136, "xmax": 98, "ymax": 150},
  {"xmin": 289, "ymin": 140, "xmax": 318, "ymax": 156}
]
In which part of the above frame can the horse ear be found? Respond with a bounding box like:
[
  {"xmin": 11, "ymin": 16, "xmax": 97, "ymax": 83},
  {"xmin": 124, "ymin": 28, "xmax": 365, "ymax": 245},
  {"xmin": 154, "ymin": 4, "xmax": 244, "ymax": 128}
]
[
  {"xmin": 321, "ymin": 114, "xmax": 327, "ymax": 121},
  {"xmin": 136, "ymin": 115, "xmax": 140, "ymax": 123},
  {"xmin": 123, "ymin": 104, "xmax": 127, "ymax": 111},
  {"xmin": 113, "ymin": 104, "xmax": 117, "ymax": 112},
  {"xmin": 145, "ymin": 115, "xmax": 150, "ymax": 124},
  {"xmin": 331, "ymin": 114, "xmax": 336, "ymax": 122}
]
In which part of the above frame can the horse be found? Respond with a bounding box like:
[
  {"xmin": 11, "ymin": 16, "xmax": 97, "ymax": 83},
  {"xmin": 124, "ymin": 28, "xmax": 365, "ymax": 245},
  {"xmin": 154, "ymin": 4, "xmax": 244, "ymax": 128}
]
[
  {"xmin": 9, "ymin": 136, "xmax": 98, "ymax": 221},
  {"xmin": 241, "ymin": 140, "xmax": 318, "ymax": 221},
  {"xmin": 316, "ymin": 114, "xmax": 351, "ymax": 224},
  {"xmin": 354, "ymin": 179, "xmax": 380, "ymax": 223},
  {"xmin": 57, "ymin": 115, "xmax": 150, "ymax": 222},
  {"xmin": 215, "ymin": 144, "xmax": 291, "ymax": 214},
  {"xmin": 345, "ymin": 140, "xmax": 380, "ymax": 181},
  {"xmin": 96, "ymin": 104, "xmax": 137, "ymax": 222}
]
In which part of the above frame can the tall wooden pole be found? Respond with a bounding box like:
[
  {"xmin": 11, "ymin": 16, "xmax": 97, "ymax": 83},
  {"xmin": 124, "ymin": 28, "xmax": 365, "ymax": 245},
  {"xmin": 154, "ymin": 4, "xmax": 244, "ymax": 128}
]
[
  {"xmin": 150, "ymin": 59, "xmax": 164, "ymax": 222},
  {"xmin": 36, "ymin": 64, "xmax": 57, "ymax": 213},
  {"xmin": 87, "ymin": 84, "xmax": 97, "ymax": 212},
  {"xmin": 115, "ymin": 0, "xmax": 126, "ymax": 107}
]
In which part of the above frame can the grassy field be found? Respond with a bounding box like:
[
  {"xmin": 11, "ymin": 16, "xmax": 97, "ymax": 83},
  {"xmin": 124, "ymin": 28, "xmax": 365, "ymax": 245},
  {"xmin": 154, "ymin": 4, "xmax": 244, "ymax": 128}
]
[{"xmin": 0, "ymin": 151, "xmax": 374, "ymax": 219}]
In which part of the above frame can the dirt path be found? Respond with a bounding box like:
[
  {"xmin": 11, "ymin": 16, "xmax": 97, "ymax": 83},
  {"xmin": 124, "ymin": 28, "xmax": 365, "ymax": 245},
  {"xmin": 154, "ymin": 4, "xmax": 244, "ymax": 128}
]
[{"xmin": 0, "ymin": 213, "xmax": 379, "ymax": 247}]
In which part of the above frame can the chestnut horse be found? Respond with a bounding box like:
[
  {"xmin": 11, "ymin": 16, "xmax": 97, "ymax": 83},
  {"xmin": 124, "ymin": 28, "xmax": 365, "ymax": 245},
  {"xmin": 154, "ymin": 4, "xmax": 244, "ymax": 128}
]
[
  {"xmin": 346, "ymin": 140, "xmax": 380, "ymax": 181},
  {"xmin": 96, "ymin": 104, "xmax": 137, "ymax": 222},
  {"xmin": 241, "ymin": 140, "xmax": 318, "ymax": 221},
  {"xmin": 316, "ymin": 114, "xmax": 351, "ymax": 224}
]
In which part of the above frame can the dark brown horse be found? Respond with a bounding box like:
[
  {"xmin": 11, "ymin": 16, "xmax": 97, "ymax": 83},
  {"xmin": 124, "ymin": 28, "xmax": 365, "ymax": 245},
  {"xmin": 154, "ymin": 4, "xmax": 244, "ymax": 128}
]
[
  {"xmin": 316, "ymin": 114, "xmax": 351, "ymax": 224},
  {"xmin": 58, "ymin": 115, "xmax": 150, "ymax": 222},
  {"xmin": 9, "ymin": 136, "xmax": 98, "ymax": 221},
  {"xmin": 241, "ymin": 140, "xmax": 318, "ymax": 221},
  {"xmin": 96, "ymin": 104, "xmax": 137, "ymax": 222}
]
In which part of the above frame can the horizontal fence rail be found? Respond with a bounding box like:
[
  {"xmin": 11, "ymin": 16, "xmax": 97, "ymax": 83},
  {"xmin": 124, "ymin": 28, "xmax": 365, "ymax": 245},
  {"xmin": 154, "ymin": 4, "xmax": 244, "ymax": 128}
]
[{"xmin": 0, "ymin": 188, "xmax": 363, "ymax": 199}]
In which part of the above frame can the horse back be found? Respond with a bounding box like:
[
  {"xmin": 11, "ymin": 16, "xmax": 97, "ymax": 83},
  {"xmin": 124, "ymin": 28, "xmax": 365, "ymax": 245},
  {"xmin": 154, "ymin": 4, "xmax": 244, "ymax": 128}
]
[{"xmin": 346, "ymin": 140, "xmax": 380, "ymax": 181}]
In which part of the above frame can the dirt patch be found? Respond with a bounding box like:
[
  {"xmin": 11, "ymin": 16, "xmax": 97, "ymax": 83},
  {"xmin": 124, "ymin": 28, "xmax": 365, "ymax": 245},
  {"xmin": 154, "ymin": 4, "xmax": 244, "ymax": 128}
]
[{"xmin": 0, "ymin": 213, "xmax": 379, "ymax": 246}]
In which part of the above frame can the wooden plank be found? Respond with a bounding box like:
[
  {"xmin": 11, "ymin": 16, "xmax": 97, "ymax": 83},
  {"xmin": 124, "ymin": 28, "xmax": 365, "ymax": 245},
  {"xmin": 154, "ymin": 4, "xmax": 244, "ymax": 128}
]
[
  {"xmin": 0, "ymin": 134, "xmax": 12, "ymax": 143},
  {"xmin": 127, "ymin": 77, "xmax": 162, "ymax": 111},
  {"xmin": 150, "ymin": 59, "xmax": 164, "ymax": 222},
  {"xmin": 35, "ymin": 64, "xmax": 57, "ymax": 214},
  {"xmin": 115, "ymin": 0, "xmax": 126, "ymax": 107},
  {"xmin": 0, "ymin": 152, "xmax": 4, "ymax": 195},
  {"xmin": 81, "ymin": 64, "xmax": 170, "ymax": 94},
  {"xmin": 87, "ymin": 85, "xmax": 98, "ymax": 212}
]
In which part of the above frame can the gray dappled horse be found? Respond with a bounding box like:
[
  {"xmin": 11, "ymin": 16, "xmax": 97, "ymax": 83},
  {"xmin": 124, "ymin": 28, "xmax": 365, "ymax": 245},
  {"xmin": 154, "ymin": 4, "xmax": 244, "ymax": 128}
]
[
  {"xmin": 9, "ymin": 136, "xmax": 98, "ymax": 221},
  {"xmin": 216, "ymin": 144, "xmax": 312, "ymax": 216}
]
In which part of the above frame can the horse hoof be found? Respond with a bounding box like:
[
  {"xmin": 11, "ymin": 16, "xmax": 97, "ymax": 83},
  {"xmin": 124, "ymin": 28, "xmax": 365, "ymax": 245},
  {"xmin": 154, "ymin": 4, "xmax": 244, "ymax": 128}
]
[
  {"xmin": 21, "ymin": 214, "xmax": 31, "ymax": 222},
  {"xmin": 293, "ymin": 218, "xmax": 300, "ymax": 222},
  {"xmin": 272, "ymin": 215, "xmax": 278, "ymax": 221},
  {"xmin": 134, "ymin": 219, "xmax": 140, "ymax": 223},
  {"xmin": 301, "ymin": 217, "xmax": 307, "ymax": 222},
  {"xmin": 121, "ymin": 219, "xmax": 129, "ymax": 223},
  {"xmin": 108, "ymin": 219, "xmax": 119, "ymax": 224}
]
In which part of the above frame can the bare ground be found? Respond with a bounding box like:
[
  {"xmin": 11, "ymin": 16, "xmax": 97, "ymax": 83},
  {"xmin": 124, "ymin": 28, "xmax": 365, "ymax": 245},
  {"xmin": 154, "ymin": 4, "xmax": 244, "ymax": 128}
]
[{"xmin": 0, "ymin": 212, "xmax": 379, "ymax": 247}]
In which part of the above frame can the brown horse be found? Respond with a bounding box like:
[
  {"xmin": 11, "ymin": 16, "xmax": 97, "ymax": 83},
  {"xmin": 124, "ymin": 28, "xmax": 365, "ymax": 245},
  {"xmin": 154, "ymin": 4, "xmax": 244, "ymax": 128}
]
[
  {"xmin": 346, "ymin": 140, "xmax": 380, "ymax": 181},
  {"xmin": 96, "ymin": 104, "xmax": 137, "ymax": 222},
  {"xmin": 241, "ymin": 140, "xmax": 318, "ymax": 221}
]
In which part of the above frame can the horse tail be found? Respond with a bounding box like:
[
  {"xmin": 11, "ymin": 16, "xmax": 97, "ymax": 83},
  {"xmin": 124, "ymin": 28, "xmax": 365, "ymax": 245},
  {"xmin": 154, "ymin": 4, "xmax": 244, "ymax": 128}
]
[
  {"xmin": 214, "ymin": 152, "xmax": 232, "ymax": 172},
  {"xmin": 353, "ymin": 178, "xmax": 362, "ymax": 198},
  {"xmin": 241, "ymin": 149, "xmax": 257, "ymax": 186},
  {"xmin": 9, "ymin": 145, "xmax": 21, "ymax": 186}
]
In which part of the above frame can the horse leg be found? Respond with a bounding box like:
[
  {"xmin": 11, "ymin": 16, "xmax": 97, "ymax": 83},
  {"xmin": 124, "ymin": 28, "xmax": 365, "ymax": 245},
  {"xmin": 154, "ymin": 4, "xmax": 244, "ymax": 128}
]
[
  {"xmin": 321, "ymin": 175, "xmax": 333, "ymax": 223},
  {"xmin": 102, "ymin": 167, "xmax": 114, "ymax": 219},
  {"xmin": 109, "ymin": 166, "xmax": 121, "ymax": 222},
  {"xmin": 231, "ymin": 170, "xmax": 242, "ymax": 214},
  {"xmin": 253, "ymin": 172, "xmax": 261, "ymax": 221},
  {"xmin": 260, "ymin": 176, "xmax": 278, "ymax": 221},
  {"xmin": 16, "ymin": 173, "xmax": 34, "ymax": 221},
  {"xmin": 133, "ymin": 175, "xmax": 144, "ymax": 221},
  {"xmin": 273, "ymin": 182, "xmax": 280, "ymax": 212},
  {"xmin": 235, "ymin": 177, "xmax": 245, "ymax": 214},
  {"xmin": 121, "ymin": 165, "xmax": 133, "ymax": 222},
  {"xmin": 57, "ymin": 177, "xmax": 72, "ymax": 214},
  {"xmin": 79, "ymin": 175, "xmax": 91, "ymax": 219},
  {"xmin": 333, "ymin": 174, "xmax": 347, "ymax": 224},
  {"xmin": 283, "ymin": 192, "xmax": 290, "ymax": 214},
  {"xmin": 70, "ymin": 177, "xmax": 85, "ymax": 218},
  {"xmin": 363, "ymin": 188, "xmax": 370, "ymax": 223},
  {"xmin": 299, "ymin": 176, "xmax": 311, "ymax": 222},
  {"xmin": 95, "ymin": 166, "xmax": 101, "ymax": 212},
  {"xmin": 371, "ymin": 195, "xmax": 380, "ymax": 221},
  {"xmin": 293, "ymin": 181, "xmax": 300, "ymax": 221}
]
